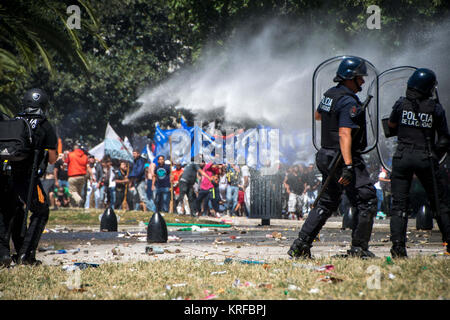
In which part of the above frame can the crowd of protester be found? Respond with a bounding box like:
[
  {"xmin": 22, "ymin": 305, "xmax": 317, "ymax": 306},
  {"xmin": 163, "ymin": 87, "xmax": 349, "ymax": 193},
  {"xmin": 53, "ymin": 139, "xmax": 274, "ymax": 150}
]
[{"xmin": 40, "ymin": 142, "xmax": 450, "ymax": 220}]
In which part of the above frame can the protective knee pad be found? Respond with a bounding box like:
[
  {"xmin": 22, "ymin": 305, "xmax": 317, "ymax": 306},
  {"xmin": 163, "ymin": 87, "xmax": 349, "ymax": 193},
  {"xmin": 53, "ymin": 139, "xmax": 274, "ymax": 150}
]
[
  {"xmin": 352, "ymin": 201, "xmax": 376, "ymax": 249},
  {"xmin": 299, "ymin": 206, "xmax": 331, "ymax": 240}
]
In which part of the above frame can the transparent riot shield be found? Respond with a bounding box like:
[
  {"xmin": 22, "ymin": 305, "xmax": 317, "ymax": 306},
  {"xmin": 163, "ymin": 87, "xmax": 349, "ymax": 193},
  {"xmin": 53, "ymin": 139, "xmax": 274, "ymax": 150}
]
[
  {"xmin": 375, "ymin": 66, "xmax": 446, "ymax": 172},
  {"xmin": 374, "ymin": 66, "xmax": 416, "ymax": 173},
  {"xmin": 312, "ymin": 56, "xmax": 379, "ymax": 154}
]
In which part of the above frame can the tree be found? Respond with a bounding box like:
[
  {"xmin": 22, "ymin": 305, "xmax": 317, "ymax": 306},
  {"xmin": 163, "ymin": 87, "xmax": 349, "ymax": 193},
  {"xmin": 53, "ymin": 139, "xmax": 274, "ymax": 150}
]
[{"xmin": 0, "ymin": 0, "xmax": 106, "ymax": 115}]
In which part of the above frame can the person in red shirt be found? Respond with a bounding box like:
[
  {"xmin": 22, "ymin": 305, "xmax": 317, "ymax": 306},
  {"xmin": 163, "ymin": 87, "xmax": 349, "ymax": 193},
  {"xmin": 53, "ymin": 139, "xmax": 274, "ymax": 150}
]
[{"xmin": 66, "ymin": 142, "xmax": 90, "ymax": 207}]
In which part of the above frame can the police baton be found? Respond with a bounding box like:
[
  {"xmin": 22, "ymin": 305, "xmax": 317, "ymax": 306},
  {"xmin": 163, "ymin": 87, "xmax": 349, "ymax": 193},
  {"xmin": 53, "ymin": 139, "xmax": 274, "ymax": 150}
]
[
  {"xmin": 21, "ymin": 149, "xmax": 41, "ymax": 237},
  {"xmin": 312, "ymin": 94, "xmax": 373, "ymax": 209}
]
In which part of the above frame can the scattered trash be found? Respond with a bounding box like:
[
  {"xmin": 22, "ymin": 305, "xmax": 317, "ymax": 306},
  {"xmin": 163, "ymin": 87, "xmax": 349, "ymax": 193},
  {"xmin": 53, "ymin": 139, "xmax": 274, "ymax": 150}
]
[
  {"xmin": 38, "ymin": 245, "xmax": 55, "ymax": 252},
  {"xmin": 287, "ymin": 284, "xmax": 301, "ymax": 291},
  {"xmin": 317, "ymin": 275, "xmax": 343, "ymax": 283},
  {"xmin": 74, "ymin": 262, "xmax": 99, "ymax": 270},
  {"xmin": 258, "ymin": 283, "xmax": 273, "ymax": 289},
  {"xmin": 172, "ymin": 283, "xmax": 187, "ymax": 288},
  {"xmin": 224, "ymin": 258, "xmax": 233, "ymax": 264},
  {"xmin": 191, "ymin": 225, "xmax": 210, "ymax": 233},
  {"xmin": 145, "ymin": 246, "xmax": 164, "ymax": 254},
  {"xmin": 385, "ymin": 256, "xmax": 394, "ymax": 265},
  {"xmin": 388, "ymin": 273, "xmax": 396, "ymax": 280},
  {"xmin": 49, "ymin": 249, "xmax": 80, "ymax": 255},
  {"xmin": 203, "ymin": 294, "xmax": 218, "ymax": 300},
  {"xmin": 272, "ymin": 232, "xmax": 283, "ymax": 239},
  {"xmin": 168, "ymin": 235, "xmax": 182, "ymax": 242},
  {"xmin": 240, "ymin": 259, "xmax": 265, "ymax": 265},
  {"xmin": 232, "ymin": 279, "xmax": 241, "ymax": 287},
  {"xmin": 292, "ymin": 263, "xmax": 334, "ymax": 272},
  {"xmin": 210, "ymin": 271, "xmax": 227, "ymax": 275},
  {"xmin": 309, "ymin": 288, "xmax": 320, "ymax": 294}
]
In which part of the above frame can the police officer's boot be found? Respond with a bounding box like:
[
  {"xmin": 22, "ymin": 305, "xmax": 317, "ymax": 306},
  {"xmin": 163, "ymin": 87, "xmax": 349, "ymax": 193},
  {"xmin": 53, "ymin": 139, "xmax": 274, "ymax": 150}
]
[
  {"xmin": 349, "ymin": 204, "xmax": 376, "ymax": 258},
  {"xmin": 390, "ymin": 210, "xmax": 408, "ymax": 258},
  {"xmin": 17, "ymin": 250, "xmax": 42, "ymax": 266},
  {"xmin": 347, "ymin": 246, "xmax": 376, "ymax": 258},
  {"xmin": 288, "ymin": 233, "xmax": 313, "ymax": 259},
  {"xmin": 0, "ymin": 255, "xmax": 12, "ymax": 268},
  {"xmin": 390, "ymin": 240, "xmax": 408, "ymax": 258}
]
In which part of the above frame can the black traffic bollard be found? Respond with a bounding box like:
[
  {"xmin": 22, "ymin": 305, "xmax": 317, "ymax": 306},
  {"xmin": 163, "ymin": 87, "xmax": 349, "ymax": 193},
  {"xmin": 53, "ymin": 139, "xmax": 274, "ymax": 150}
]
[
  {"xmin": 100, "ymin": 207, "xmax": 118, "ymax": 232},
  {"xmin": 147, "ymin": 211, "xmax": 168, "ymax": 243}
]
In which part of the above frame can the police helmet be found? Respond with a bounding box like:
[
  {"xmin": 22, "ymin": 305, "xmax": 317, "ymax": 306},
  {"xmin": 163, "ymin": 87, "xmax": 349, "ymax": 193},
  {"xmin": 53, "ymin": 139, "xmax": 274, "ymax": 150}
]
[
  {"xmin": 333, "ymin": 57, "xmax": 368, "ymax": 82},
  {"xmin": 407, "ymin": 68, "xmax": 437, "ymax": 96},
  {"xmin": 22, "ymin": 88, "xmax": 49, "ymax": 109}
]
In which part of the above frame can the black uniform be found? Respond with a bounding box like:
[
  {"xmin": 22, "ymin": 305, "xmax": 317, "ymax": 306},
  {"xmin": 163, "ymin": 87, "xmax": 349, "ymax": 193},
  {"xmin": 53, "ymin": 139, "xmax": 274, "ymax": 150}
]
[
  {"xmin": 177, "ymin": 163, "xmax": 200, "ymax": 216},
  {"xmin": 11, "ymin": 108, "xmax": 57, "ymax": 264},
  {"xmin": 289, "ymin": 84, "xmax": 377, "ymax": 258},
  {"xmin": 388, "ymin": 89, "xmax": 450, "ymax": 255}
]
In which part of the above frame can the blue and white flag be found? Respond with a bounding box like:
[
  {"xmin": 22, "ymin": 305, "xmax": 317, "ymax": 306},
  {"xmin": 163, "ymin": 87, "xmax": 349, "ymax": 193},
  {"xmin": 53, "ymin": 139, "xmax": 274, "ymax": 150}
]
[{"xmin": 104, "ymin": 123, "xmax": 133, "ymax": 162}]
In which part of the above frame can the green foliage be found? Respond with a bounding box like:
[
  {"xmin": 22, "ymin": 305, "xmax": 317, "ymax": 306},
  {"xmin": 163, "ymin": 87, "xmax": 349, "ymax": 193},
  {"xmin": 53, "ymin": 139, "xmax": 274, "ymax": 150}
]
[{"xmin": 0, "ymin": 0, "xmax": 106, "ymax": 116}]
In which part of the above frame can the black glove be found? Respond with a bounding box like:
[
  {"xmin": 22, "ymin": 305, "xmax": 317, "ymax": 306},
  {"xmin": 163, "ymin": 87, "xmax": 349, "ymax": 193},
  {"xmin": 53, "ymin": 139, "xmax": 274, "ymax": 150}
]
[{"xmin": 339, "ymin": 165, "xmax": 354, "ymax": 185}]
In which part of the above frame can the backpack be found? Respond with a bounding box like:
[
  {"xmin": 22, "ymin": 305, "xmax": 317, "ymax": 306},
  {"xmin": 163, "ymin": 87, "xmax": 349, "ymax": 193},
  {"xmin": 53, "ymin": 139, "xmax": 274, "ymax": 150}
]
[{"xmin": 0, "ymin": 114, "xmax": 45, "ymax": 162}]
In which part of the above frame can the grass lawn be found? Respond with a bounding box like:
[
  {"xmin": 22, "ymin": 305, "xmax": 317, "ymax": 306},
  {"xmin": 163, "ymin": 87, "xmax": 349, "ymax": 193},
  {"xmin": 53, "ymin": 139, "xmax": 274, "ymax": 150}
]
[
  {"xmin": 46, "ymin": 208, "xmax": 214, "ymax": 227},
  {"xmin": 1, "ymin": 256, "xmax": 448, "ymax": 300}
]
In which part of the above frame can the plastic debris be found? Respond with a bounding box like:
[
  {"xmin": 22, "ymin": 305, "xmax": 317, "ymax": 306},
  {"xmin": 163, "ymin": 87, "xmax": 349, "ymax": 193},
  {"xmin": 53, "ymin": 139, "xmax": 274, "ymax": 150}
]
[
  {"xmin": 388, "ymin": 273, "xmax": 396, "ymax": 280},
  {"xmin": 317, "ymin": 275, "xmax": 343, "ymax": 283},
  {"xmin": 224, "ymin": 258, "xmax": 233, "ymax": 264},
  {"xmin": 239, "ymin": 259, "xmax": 266, "ymax": 265},
  {"xmin": 272, "ymin": 232, "xmax": 283, "ymax": 239},
  {"xmin": 292, "ymin": 263, "xmax": 334, "ymax": 272},
  {"xmin": 203, "ymin": 294, "xmax": 218, "ymax": 300},
  {"xmin": 172, "ymin": 283, "xmax": 187, "ymax": 288},
  {"xmin": 74, "ymin": 262, "xmax": 99, "ymax": 270},
  {"xmin": 168, "ymin": 235, "xmax": 182, "ymax": 242},
  {"xmin": 287, "ymin": 284, "xmax": 301, "ymax": 291},
  {"xmin": 258, "ymin": 283, "xmax": 273, "ymax": 289},
  {"xmin": 309, "ymin": 288, "xmax": 320, "ymax": 294},
  {"xmin": 210, "ymin": 271, "xmax": 227, "ymax": 275},
  {"xmin": 146, "ymin": 246, "xmax": 164, "ymax": 254},
  {"xmin": 385, "ymin": 256, "xmax": 394, "ymax": 265},
  {"xmin": 232, "ymin": 279, "xmax": 241, "ymax": 287},
  {"xmin": 38, "ymin": 245, "xmax": 55, "ymax": 252},
  {"xmin": 49, "ymin": 249, "xmax": 80, "ymax": 255}
]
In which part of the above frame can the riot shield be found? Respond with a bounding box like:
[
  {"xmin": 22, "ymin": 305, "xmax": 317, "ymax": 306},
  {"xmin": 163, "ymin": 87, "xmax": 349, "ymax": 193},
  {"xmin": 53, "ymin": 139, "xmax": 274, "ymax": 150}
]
[
  {"xmin": 374, "ymin": 66, "xmax": 416, "ymax": 173},
  {"xmin": 375, "ymin": 66, "xmax": 446, "ymax": 172},
  {"xmin": 312, "ymin": 56, "xmax": 379, "ymax": 154}
]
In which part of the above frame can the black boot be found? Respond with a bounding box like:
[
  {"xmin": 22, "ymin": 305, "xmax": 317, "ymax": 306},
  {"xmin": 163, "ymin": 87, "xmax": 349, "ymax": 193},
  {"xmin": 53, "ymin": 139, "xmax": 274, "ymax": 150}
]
[
  {"xmin": 288, "ymin": 234, "xmax": 313, "ymax": 259},
  {"xmin": 0, "ymin": 255, "xmax": 12, "ymax": 268},
  {"xmin": 17, "ymin": 251, "xmax": 42, "ymax": 266},
  {"xmin": 390, "ymin": 242, "xmax": 408, "ymax": 258},
  {"xmin": 347, "ymin": 246, "xmax": 376, "ymax": 258}
]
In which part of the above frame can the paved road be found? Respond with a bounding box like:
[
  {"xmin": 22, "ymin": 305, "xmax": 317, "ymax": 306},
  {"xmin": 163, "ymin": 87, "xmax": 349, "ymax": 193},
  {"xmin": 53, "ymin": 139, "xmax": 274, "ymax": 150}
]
[{"xmin": 35, "ymin": 216, "xmax": 447, "ymax": 266}]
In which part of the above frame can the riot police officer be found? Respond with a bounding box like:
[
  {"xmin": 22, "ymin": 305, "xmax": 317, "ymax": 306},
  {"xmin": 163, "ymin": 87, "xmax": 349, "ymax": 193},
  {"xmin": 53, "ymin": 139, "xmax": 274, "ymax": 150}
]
[
  {"xmin": 387, "ymin": 68, "xmax": 450, "ymax": 257},
  {"xmin": 10, "ymin": 88, "xmax": 58, "ymax": 265},
  {"xmin": 288, "ymin": 57, "xmax": 378, "ymax": 258}
]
